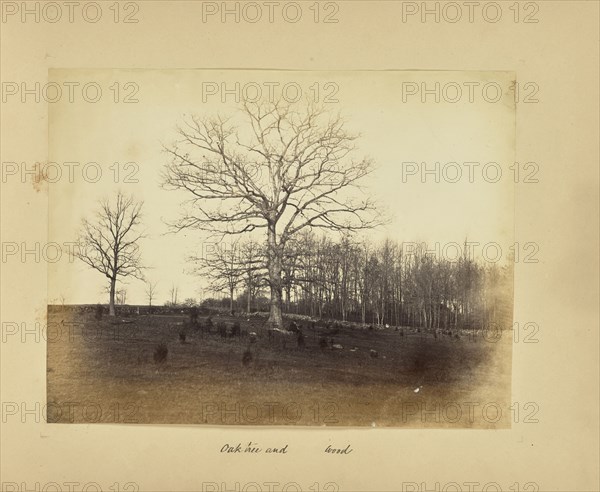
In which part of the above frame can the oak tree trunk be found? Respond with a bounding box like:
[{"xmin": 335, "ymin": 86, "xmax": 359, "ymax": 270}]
[
  {"xmin": 109, "ymin": 276, "xmax": 116, "ymax": 316},
  {"xmin": 266, "ymin": 224, "xmax": 284, "ymax": 329}
]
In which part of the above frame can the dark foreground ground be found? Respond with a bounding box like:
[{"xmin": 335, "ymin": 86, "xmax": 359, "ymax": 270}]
[{"xmin": 46, "ymin": 308, "xmax": 512, "ymax": 427}]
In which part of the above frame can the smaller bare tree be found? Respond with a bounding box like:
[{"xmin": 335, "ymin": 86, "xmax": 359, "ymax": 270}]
[
  {"xmin": 116, "ymin": 288, "xmax": 127, "ymax": 305},
  {"xmin": 145, "ymin": 281, "xmax": 158, "ymax": 307},
  {"xmin": 240, "ymin": 240, "xmax": 266, "ymax": 313},
  {"xmin": 74, "ymin": 191, "xmax": 145, "ymax": 316},
  {"xmin": 169, "ymin": 284, "xmax": 179, "ymax": 306},
  {"xmin": 191, "ymin": 241, "xmax": 244, "ymax": 315}
]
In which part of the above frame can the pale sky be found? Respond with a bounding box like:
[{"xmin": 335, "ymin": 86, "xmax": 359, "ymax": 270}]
[{"xmin": 47, "ymin": 69, "xmax": 515, "ymax": 305}]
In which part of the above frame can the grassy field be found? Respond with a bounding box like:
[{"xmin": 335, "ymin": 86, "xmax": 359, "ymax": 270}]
[{"xmin": 46, "ymin": 308, "xmax": 512, "ymax": 427}]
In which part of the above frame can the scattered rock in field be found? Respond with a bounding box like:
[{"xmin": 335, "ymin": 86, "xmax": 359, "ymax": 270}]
[
  {"xmin": 370, "ymin": 349, "xmax": 378, "ymax": 358},
  {"xmin": 297, "ymin": 330, "xmax": 305, "ymax": 349},
  {"xmin": 349, "ymin": 347, "xmax": 358, "ymax": 352},
  {"xmin": 413, "ymin": 385, "xmax": 423, "ymax": 393},
  {"xmin": 242, "ymin": 349, "xmax": 253, "ymax": 366},
  {"xmin": 332, "ymin": 343, "xmax": 343, "ymax": 350},
  {"xmin": 153, "ymin": 343, "xmax": 168, "ymax": 364},
  {"xmin": 270, "ymin": 327, "xmax": 294, "ymax": 335},
  {"xmin": 248, "ymin": 332, "xmax": 257, "ymax": 343},
  {"xmin": 189, "ymin": 307, "xmax": 199, "ymax": 324}
]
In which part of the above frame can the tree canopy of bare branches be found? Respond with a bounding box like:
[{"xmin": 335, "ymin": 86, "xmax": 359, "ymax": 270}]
[
  {"xmin": 163, "ymin": 100, "xmax": 382, "ymax": 328},
  {"xmin": 74, "ymin": 191, "xmax": 145, "ymax": 316}
]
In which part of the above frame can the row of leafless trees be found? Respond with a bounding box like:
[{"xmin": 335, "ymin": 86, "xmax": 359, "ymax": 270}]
[{"xmin": 199, "ymin": 234, "xmax": 513, "ymax": 330}]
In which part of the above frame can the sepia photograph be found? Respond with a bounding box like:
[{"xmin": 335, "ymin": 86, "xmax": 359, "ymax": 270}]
[
  {"xmin": 45, "ymin": 69, "xmax": 515, "ymax": 427},
  {"xmin": 2, "ymin": 1, "xmax": 599, "ymax": 490}
]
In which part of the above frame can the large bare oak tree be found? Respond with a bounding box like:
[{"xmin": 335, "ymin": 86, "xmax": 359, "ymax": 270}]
[
  {"xmin": 74, "ymin": 191, "xmax": 145, "ymax": 315},
  {"xmin": 163, "ymin": 101, "xmax": 380, "ymax": 329}
]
